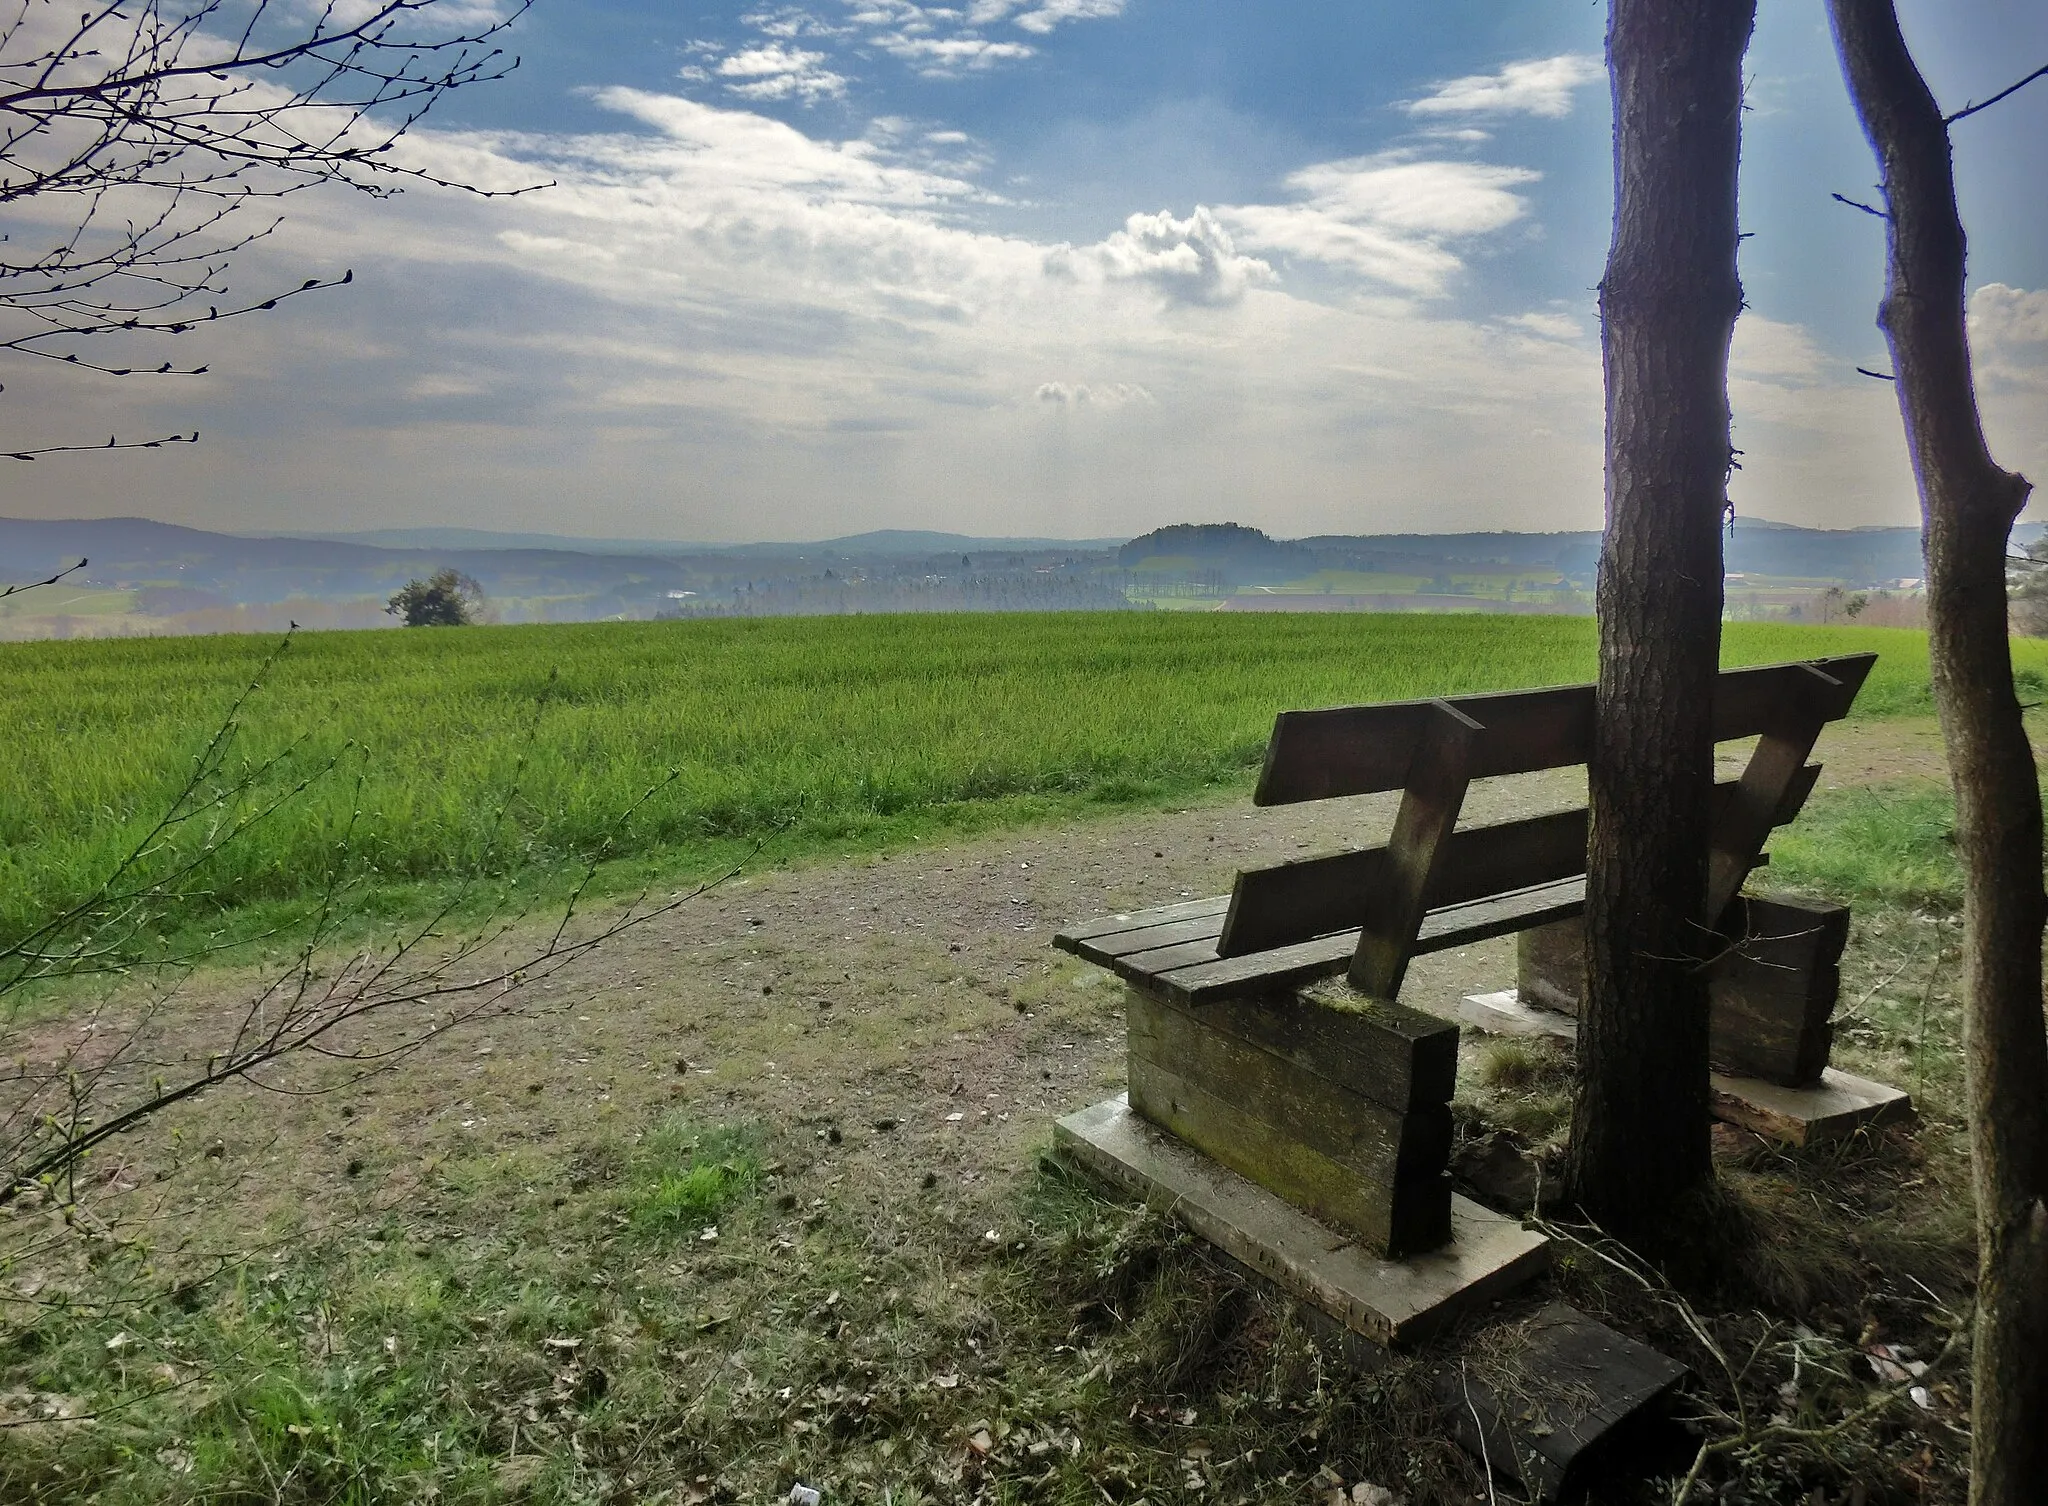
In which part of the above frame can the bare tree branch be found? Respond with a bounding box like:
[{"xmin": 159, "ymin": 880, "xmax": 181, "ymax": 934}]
[
  {"xmin": 1, "ymin": 0, "xmax": 541, "ymax": 450},
  {"xmin": 7, "ymin": 428, "xmax": 194, "ymax": 456},
  {"xmin": 1944, "ymin": 62, "xmax": 2048, "ymax": 125},
  {"xmin": 0, "ymin": 552, "xmax": 82, "ymax": 595}
]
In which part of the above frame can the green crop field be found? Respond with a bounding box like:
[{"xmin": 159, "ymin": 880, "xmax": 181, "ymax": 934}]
[{"xmin": 0, "ymin": 614, "xmax": 2027, "ymax": 948}]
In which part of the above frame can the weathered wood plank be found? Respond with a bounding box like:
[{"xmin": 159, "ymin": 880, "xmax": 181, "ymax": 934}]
[
  {"xmin": 1108, "ymin": 930, "xmax": 1230, "ymax": 981},
  {"xmin": 1516, "ymin": 895, "xmax": 1850, "ymax": 1085},
  {"xmin": 1255, "ymin": 683, "xmax": 1590, "ymax": 805},
  {"xmin": 1220, "ymin": 844, "xmax": 1389, "ymax": 957},
  {"xmin": 1220, "ymin": 768, "xmax": 1819, "ymax": 959},
  {"xmin": 1517, "ymin": 918, "xmax": 1586, "ymax": 1017},
  {"xmin": 1253, "ymin": 654, "xmax": 1873, "ymax": 806},
  {"xmin": 1055, "ymin": 894, "xmax": 1230, "ymax": 948},
  {"xmin": 1413, "ymin": 876, "xmax": 1588, "ymax": 949},
  {"xmin": 1709, "ymin": 896, "xmax": 1852, "ymax": 1086},
  {"xmin": 1351, "ymin": 700, "xmax": 1483, "ymax": 997},
  {"xmin": 1067, "ymin": 912, "xmax": 1235, "ymax": 962},
  {"xmin": 1142, "ymin": 932, "xmax": 1355, "ymax": 1005},
  {"xmin": 1439, "ymin": 1302, "xmax": 1689, "ymax": 1500},
  {"xmin": 1129, "ymin": 1057, "xmax": 1453, "ymax": 1257},
  {"xmin": 1130, "ymin": 983, "xmax": 1458, "ymax": 1113},
  {"xmin": 1129, "ymin": 878, "xmax": 1591, "ymax": 1006},
  {"xmin": 1126, "ymin": 989, "xmax": 1454, "ymax": 1191},
  {"xmin": 1454, "ymin": 998, "xmax": 1915, "ymax": 1147},
  {"xmin": 1709, "ymin": 1067, "xmax": 1914, "ymax": 1147},
  {"xmin": 1705, "ymin": 665, "xmax": 1843, "ymax": 921}
]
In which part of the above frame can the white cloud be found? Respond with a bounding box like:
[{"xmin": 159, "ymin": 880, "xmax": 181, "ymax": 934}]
[
  {"xmin": 963, "ymin": 0, "xmax": 1125, "ymax": 32},
  {"xmin": 1059, "ymin": 207, "xmax": 1273, "ymax": 307},
  {"xmin": 1731, "ymin": 315, "xmax": 1829, "ymax": 385},
  {"xmin": 739, "ymin": 8, "xmax": 844, "ymax": 40},
  {"xmin": 715, "ymin": 44, "xmax": 848, "ymax": 102},
  {"xmin": 407, "ymin": 372, "xmax": 490, "ymax": 399},
  {"xmin": 1407, "ymin": 54, "xmax": 1604, "ymax": 119},
  {"xmin": 838, "ymin": 0, "xmax": 1123, "ymax": 77},
  {"xmin": 1969, "ymin": 288, "xmax": 2048, "ymax": 494},
  {"xmin": 1220, "ymin": 155, "xmax": 1539, "ymax": 295},
  {"xmin": 1286, "ymin": 156, "xmax": 1536, "ymax": 237},
  {"xmin": 1971, "ymin": 283, "xmax": 2048, "ymax": 392},
  {"xmin": 1009, "ymin": 0, "xmax": 1127, "ymax": 34},
  {"xmin": 1220, "ymin": 205, "xmax": 1459, "ymax": 295},
  {"xmin": 873, "ymin": 34, "xmax": 1036, "ymax": 73},
  {"xmin": 1972, "ymin": 283, "xmax": 2048, "ymax": 344},
  {"xmin": 579, "ymin": 88, "xmax": 984, "ymax": 207},
  {"xmin": 1505, "ymin": 311, "xmax": 1584, "ymax": 341}
]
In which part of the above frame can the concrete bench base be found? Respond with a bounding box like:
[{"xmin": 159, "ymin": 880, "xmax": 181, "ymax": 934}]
[{"xmin": 1054, "ymin": 1094, "xmax": 1547, "ymax": 1348}]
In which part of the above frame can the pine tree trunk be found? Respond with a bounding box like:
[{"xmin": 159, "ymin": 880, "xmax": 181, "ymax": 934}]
[
  {"xmin": 1825, "ymin": 6, "xmax": 2048, "ymax": 1501},
  {"xmin": 1567, "ymin": 0, "xmax": 1755, "ymax": 1235}
]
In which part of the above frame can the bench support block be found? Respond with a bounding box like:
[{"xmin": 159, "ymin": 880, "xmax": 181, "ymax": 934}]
[
  {"xmin": 1125, "ymin": 982, "xmax": 1458, "ymax": 1257},
  {"xmin": 1054, "ymin": 1094, "xmax": 1548, "ymax": 1348},
  {"xmin": 1457, "ymin": 990, "xmax": 1914, "ymax": 1146}
]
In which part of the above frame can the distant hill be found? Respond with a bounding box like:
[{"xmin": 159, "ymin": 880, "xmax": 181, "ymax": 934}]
[
  {"xmin": 9, "ymin": 512, "xmax": 2032, "ymax": 643},
  {"xmin": 0, "ymin": 516, "xmax": 1133, "ymax": 639},
  {"xmin": 1118, "ymin": 522, "xmax": 1314, "ymax": 579}
]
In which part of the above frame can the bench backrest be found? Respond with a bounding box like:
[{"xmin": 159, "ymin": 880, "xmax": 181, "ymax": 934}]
[{"xmin": 1222, "ymin": 652, "xmax": 1876, "ymax": 997}]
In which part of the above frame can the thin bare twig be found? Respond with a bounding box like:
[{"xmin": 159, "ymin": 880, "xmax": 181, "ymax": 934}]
[
  {"xmin": 6, "ymin": 431, "xmax": 197, "ymax": 459},
  {"xmin": 0, "ymin": 554, "xmax": 84, "ymax": 596},
  {"xmin": 1944, "ymin": 62, "xmax": 2048, "ymax": 125}
]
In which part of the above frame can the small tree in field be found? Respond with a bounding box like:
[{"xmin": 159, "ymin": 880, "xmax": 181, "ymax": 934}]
[{"xmin": 388, "ymin": 568, "xmax": 484, "ymax": 626}]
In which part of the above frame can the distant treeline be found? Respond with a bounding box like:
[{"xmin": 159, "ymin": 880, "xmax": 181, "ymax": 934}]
[{"xmin": 657, "ymin": 571, "xmax": 1140, "ymax": 618}]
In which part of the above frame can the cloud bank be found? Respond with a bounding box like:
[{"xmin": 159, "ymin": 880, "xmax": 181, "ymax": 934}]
[{"xmin": 15, "ymin": 48, "xmax": 2024, "ymax": 541}]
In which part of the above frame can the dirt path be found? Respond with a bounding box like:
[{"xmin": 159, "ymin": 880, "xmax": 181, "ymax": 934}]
[{"xmin": 146, "ymin": 714, "xmax": 1940, "ymax": 1246}]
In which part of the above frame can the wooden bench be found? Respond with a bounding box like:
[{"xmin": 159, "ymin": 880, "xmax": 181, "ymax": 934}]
[
  {"xmin": 1056, "ymin": 655, "xmax": 1877, "ymax": 1435},
  {"xmin": 1057, "ymin": 652, "xmax": 1876, "ymax": 1008},
  {"xmin": 1054, "ymin": 651, "xmax": 1877, "ymax": 1269}
]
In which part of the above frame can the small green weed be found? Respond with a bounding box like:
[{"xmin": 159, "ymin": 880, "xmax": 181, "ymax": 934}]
[
  {"xmin": 1476, "ymin": 1037, "xmax": 1551, "ymax": 1092},
  {"xmin": 627, "ymin": 1119, "xmax": 762, "ymax": 1233},
  {"xmin": 1460, "ymin": 1035, "xmax": 1576, "ymax": 1145}
]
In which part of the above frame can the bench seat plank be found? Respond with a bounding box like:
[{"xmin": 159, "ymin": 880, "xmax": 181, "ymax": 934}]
[
  {"xmin": 1054, "ymin": 895, "xmax": 1229, "ymax": 945},
  {"xmin": 1074, "ymin": 911, "xmax": 1245, "ymax": 960},
  {"xmin": 1057, "ymin": 876, "xmax": 1591, "ymax": 1007}
]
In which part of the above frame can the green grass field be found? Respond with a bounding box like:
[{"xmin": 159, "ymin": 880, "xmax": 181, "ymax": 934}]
[
  {"xmin": 0, "ymin": 613, "xmax": 2027, "ymax": 947},
  {"xmin": 0, "ymin": 610, "xmax": 2008, "ymax": 1505}
]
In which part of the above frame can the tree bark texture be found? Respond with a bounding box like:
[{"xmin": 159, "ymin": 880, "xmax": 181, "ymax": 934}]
[
  {"xmin": 1825, "ymin": 6, "xmax": 2048, "ymax": 1501},
  {"xmin": 1568, "ymin": 0, "xmax": 1755, "ymax": 1235}
]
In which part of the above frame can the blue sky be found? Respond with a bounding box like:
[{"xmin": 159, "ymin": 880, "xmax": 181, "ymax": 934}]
[{"xmin": 8, "ymin": 0, "xmax": 2046, "ymax": 541}]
